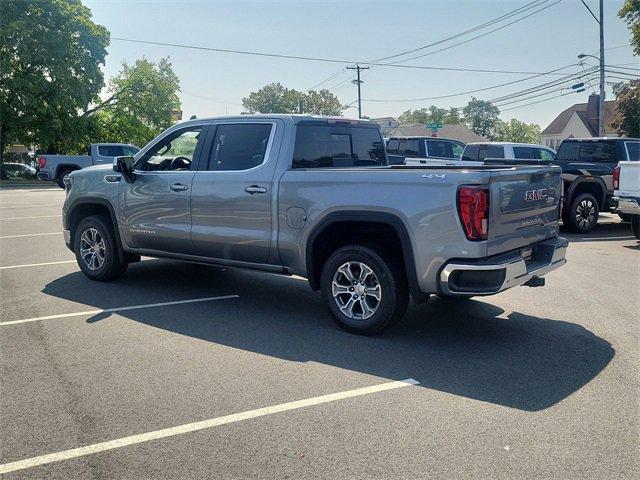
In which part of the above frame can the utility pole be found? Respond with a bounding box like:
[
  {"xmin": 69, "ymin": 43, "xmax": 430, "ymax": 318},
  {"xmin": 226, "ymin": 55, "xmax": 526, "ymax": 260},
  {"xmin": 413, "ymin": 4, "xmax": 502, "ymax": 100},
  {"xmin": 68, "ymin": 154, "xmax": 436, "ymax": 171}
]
[
  {"xmin": 598, "ymin": 0, "xmax": 605, "ymax": 137},
  {"xmin": 347, "ymin": 64, "xmax": 369, "ymax": 119}
]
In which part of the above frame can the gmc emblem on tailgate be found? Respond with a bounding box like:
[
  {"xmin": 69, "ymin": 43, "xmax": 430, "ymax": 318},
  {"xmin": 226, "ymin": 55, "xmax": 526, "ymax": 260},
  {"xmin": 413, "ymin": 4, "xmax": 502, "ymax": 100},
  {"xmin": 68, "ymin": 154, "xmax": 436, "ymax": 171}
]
[{"xmin": 524, "ymin": 188, "xmax": 548, "ymax": 202}]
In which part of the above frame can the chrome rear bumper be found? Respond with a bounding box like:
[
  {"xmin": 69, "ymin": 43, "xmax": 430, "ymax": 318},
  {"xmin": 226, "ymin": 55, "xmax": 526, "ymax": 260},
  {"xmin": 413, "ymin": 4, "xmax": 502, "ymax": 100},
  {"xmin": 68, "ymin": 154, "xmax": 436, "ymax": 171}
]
[{"xmin": 439, "ymin": 237, "xmax": 568, "ymax": 296}]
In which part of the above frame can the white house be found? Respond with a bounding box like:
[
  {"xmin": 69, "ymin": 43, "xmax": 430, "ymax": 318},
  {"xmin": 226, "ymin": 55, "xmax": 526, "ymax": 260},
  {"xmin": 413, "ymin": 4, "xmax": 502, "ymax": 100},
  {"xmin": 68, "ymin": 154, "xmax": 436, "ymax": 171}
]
[{"xmin": 540, "ymin": 94, "xmax": 618, "ymax": 150}]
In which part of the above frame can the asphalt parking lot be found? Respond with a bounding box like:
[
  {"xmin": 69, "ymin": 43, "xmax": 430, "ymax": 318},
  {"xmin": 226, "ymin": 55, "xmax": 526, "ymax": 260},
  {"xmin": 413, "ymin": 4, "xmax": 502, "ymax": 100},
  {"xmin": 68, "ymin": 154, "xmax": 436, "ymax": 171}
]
[{"xmin": 0, "ymin": 186, "xmax": 638, "ymax": 479}]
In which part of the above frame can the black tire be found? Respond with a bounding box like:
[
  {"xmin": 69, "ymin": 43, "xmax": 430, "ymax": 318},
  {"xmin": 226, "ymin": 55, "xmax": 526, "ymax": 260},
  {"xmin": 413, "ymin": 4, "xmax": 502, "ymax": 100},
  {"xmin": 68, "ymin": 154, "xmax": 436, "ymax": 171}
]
[
  {"xmin": 74, "ymin": 215, "xmax": 128, "ymax": 281},
  {"xmin": 56, "ymin": 168, "xmax": 73, "ymax": 189},
  {"xmin": 618, "ymin": 213, "xmax": 633, "ymax": 223},
  {"xmin": 631, "ymin": 216, "xmax": 640, "ymax": 240},
  {"xmin": 566, "ymin": 193, "xmax": 599, "ymax": 233},
  {"xmin": 320, "ymin": 244, "xmax": 409, "ymax": 335}
]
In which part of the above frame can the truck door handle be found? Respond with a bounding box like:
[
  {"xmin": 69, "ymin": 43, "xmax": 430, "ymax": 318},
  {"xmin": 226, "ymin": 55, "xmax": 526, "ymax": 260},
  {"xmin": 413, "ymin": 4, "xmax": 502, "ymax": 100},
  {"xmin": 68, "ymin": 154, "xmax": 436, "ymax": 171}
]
[
  {"xmin": 244, "ymin": 185, "xmax": 267, "ymax": 195},
  {"xmin": 170, "ymin": 183, "xmax": 188, "ymax": 192}
]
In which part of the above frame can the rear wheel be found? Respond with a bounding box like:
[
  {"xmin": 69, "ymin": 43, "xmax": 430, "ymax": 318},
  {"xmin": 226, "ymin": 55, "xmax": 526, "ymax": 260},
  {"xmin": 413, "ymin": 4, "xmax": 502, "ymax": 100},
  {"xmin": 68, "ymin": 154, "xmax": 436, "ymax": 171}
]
[
  {"xmin": 56, "ymin": 168, "xmax": 73, "ymax": 189},
  {"xmin": 320, "ymin": 245, "xmax": 408, "ymax": 335},
  {"xmin": 74, "ymin": 215, "xmax": 128, "ymax": 281},
  {"xmin": 566, "ymin": 193, "xmax": 599, "ymax": 233}
]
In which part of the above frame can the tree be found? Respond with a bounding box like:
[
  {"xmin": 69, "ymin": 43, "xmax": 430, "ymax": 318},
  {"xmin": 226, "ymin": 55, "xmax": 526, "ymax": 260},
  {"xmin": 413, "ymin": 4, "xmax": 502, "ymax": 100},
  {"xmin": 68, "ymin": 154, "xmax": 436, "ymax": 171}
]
[
  {"xmin": 611, "ymin": 79, "xmax": 640, "ymax": 137},
  {"xmin": 493, "ymin": 119, "xmax": 541, "ymax": 143},
  {"xmin": 619, "ymin": 0, "xmax": 640, "ymax": 56},
  {"xmin": 463, "ymin": 98, "xmax": 500, "ymax": 138},
  {"xmin": 301, "ymin": 89, "xmax": 343, "ymax": 115},
  {"xmin": 92, "ymin": 58, "xmax": 181, "ymax": 147},
  {"xmin": 242, "ymin": 83, "xmax": 344, "ymax": 115},
  {"xmin": 397, "ymin": 106, "xmax": 462, "ymax": 125},
  {"xmin": 242, "ymin": 83, "xmax": 301, "ymax": 114},
  {"xmin": 0, "ymin": 0, "xmax": 110, "ymax": 153}
]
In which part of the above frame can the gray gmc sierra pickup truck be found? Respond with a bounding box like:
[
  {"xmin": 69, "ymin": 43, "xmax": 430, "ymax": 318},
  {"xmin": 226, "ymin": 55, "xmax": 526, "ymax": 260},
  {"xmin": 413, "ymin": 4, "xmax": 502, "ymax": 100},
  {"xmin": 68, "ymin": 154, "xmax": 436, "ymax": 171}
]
[{"xmin": 62, "ymin": 115, "xmax": 568, "ymax": 334}]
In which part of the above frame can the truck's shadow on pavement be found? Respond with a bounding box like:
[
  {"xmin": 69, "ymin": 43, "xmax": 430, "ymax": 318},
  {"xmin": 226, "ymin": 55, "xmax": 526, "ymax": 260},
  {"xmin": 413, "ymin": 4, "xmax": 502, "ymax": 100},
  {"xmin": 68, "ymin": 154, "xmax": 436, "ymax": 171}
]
[{"xmin": 43, "ymin": 260, "xmax": 614, "ymax": 412}]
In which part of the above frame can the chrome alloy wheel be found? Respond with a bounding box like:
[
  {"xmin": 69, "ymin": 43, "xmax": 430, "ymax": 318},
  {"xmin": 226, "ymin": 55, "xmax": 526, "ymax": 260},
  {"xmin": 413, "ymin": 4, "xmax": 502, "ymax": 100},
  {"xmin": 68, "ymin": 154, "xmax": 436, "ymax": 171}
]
[
  {"xmin": 332, "ymin": 261, "xmax": 382, "ymax": 320},
  {"xmin": 79, "ymin": 227, "xmax": 106, "ymax": 271},
  {"xmin": 575, "ymin": 199, "xmax": 596, "ymax": 229}
]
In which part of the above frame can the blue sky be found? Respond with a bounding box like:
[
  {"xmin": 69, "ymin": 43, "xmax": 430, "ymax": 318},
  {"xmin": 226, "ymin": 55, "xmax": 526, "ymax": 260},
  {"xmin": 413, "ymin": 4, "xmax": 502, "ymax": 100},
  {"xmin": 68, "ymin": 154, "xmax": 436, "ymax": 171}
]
[{"xmin": 84, "ymin": 0, "xmax": 638, "ymax": 128}]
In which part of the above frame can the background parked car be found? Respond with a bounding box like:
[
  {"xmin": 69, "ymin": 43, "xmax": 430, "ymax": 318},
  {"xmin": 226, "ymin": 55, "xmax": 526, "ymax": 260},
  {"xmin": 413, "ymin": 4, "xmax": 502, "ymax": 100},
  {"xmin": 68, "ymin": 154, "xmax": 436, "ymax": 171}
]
[
  {"xmin": 0, "ymin": 162, "xmax": 37, "ymax": 180},
  {"xmin": 554, "ymin": 137, "xmax": 640, "ymax": 233},
  {"xmin": 613, "ymin": 161, "xmax": 640, "ymax": 239},
  {"xmin": 37, "ymin": 143, "xmax": 140, "ymax": 188},
  {"xmin": 461, "ymin": 142, "xmax": 556, "ymax": 162},
  {"xmin": 386, "ymin": 137, "xmax": 465, "ymax": 165}
]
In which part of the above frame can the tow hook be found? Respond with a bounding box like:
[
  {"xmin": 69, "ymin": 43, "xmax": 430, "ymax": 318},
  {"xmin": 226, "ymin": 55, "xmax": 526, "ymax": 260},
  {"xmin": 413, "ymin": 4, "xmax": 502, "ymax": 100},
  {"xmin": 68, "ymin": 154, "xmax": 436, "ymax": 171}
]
[{"xmin": 524, "ymin": 276, "xmax": 545, "ymax": 288}]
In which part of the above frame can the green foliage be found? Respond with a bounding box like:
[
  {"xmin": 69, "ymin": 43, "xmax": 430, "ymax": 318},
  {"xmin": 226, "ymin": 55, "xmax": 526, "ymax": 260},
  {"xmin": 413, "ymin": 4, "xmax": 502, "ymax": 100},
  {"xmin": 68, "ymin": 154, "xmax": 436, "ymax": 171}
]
[
  {"xmin": 242, "ymin": 83, "xmax": 344, "ymax": 115},
  {"xmin": 493, "ymin": 119, "xmax": 541, "ymax": 143},
  {"xmin": 611, "ymin": 79, "xmax": 640, "ymax": 137},
  {"xmin": 619, "ymin": 0, "xmax": 640, "ymax": 56},
  {"xmin": 0, "ymin": 0, "xmax": 110, "ymax": 153},
  {"xmin": 463, "ymin": 98, "xmax": 500, "ymax": 138},
  {"xmin": 93, "ymin": 58, "xmax": 180, "ymax": 147},
  {"xmin": 398, "ymin": 106, "xmax": 461, "ymax": 125},
  {"xmin": 302, "ymin": 89, "xmax": 343, "ymax": 116}
]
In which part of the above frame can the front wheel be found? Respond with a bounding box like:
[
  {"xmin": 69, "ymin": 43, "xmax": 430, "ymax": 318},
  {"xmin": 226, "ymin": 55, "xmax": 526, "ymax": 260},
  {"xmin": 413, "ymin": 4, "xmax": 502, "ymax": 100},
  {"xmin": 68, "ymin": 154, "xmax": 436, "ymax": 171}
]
[
  {"xmin": 565, "ymin": 193, "xmax": 599, "ymax": 233},
  {"xmin": 74, "ymin": 215, "xmax": 128, "ymax": 281},
  {"xmin": 320, "ymin": 245, "xmax": 409, "ymax": 335}
]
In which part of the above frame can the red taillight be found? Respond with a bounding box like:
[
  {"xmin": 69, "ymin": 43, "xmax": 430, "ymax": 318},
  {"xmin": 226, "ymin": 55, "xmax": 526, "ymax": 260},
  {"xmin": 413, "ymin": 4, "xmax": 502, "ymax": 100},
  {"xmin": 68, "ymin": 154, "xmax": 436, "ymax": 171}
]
[
  {"xmin": 613, "ymin": 165, "xmax": 620, "ymax": 190},
  {"xmin": 457, "ymin": 186, "xmax": 489, "ymax": 241},
  {"xmin": 38, "ymin": 156, "xmax": 46, "ymax": 169}
]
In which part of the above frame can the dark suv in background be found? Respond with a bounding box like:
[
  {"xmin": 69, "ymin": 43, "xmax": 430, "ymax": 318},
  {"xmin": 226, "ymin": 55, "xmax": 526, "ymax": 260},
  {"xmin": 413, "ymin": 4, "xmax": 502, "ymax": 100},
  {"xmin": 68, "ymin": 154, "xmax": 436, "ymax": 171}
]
[{"xmin": 555, "ymin": 137, "xmax": 640, "ymax": 233}]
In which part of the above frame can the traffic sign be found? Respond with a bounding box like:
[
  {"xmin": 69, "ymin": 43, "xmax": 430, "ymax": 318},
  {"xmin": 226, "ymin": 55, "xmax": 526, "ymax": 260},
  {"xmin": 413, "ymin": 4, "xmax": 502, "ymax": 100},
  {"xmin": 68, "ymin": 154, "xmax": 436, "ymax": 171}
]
[{"xmin": 426, "ymin": 122, "xmax": 443, "ymax": 129}]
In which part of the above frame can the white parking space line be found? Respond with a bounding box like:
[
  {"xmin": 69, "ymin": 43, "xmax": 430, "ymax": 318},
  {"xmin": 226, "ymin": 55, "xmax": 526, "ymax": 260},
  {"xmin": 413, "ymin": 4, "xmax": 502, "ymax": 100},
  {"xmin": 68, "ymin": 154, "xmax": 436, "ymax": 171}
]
[
  {"xmin": 0, "ymin": 214, "xmax": 60, "ymax": 220},
  {"xmin": 0, "ymin": 232, "xmax": 60, "ymax": 239},
  {"xmin": 0, "ymin": 204, "xmax": 60, "ymax": 209},
  {"xmin": 0, "ymin": 260, "xmax": 76, "ymax": 270},
  {"xmin": 0, "ymin": 295, "xmax": 240, "ymax": 326},
  {"xmin": 0, "ymin": 378, "xmax": 418, "ymax": 474}
]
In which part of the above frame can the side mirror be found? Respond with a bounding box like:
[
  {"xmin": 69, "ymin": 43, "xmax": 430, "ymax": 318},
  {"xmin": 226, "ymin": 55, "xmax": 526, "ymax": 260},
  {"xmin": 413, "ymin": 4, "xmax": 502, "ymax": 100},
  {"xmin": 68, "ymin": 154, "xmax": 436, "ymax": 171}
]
[{"xmin": 113, "ymin": 156, "xmax": 135, "ymax": 183}]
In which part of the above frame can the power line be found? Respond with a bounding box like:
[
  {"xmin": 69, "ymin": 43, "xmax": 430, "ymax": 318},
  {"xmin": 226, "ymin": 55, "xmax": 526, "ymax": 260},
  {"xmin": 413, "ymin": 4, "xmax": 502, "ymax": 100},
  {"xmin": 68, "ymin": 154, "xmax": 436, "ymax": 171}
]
[
  {"xmin": 578, "ymin": 0, "xmax": 599, "ymax": 23},
  {"xmin": 384, "ymin": 0, "xmax": 562, "ymax": 65},
  {"xmin": 111, "ymin": 36, "xmax": 573, "ymax": 76},
  {"xmin": 307, "ymin": 68, "xmax": 347, "ymax": 91},
  {"xmin": 362, "ymin": 62, "xmax": 581, "ymax": 102},
  {"xmin": 368, "ymin": 0, "xmax": 551, "ymax": 63}
]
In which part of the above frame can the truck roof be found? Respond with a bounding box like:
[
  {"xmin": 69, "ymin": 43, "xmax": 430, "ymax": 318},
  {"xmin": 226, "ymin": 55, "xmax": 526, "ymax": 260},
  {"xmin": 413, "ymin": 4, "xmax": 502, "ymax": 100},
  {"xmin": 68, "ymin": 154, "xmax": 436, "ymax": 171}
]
[
  {"xmin": 174, "ymin": 114, "xmax": 377, "ymax": 127},
  {"xmin": 559, "ymin": 137, "xmax": 640, "ymax": 142},
  {"xmin": 466, "ymin": 141, "xmax": 553, "ymax": 148}
]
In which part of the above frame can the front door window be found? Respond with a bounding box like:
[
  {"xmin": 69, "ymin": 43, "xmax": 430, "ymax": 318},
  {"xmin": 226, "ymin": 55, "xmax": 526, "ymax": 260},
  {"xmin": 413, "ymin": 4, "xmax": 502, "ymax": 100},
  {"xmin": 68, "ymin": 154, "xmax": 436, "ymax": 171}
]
[{"xmin": 137, "ymin": 126, "xmax": 203, "ymax": 172}]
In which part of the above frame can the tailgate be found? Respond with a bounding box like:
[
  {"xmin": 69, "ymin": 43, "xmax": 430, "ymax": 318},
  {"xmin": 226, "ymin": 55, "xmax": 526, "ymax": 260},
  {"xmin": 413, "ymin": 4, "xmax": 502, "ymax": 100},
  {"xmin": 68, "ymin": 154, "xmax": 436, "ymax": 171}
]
[{"xmin": 486, "ymin": 165, "xmax": 561, "ymax": 256}]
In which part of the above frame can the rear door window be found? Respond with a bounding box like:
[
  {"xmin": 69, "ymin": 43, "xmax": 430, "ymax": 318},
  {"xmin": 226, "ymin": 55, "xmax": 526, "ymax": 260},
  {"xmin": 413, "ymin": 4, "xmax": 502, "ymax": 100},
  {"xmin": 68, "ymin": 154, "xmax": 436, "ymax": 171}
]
[
  {"xmin": 477, "ymin": 145, "xmax": 504, "ymax": 160},
  {"xmin": 556, "ymin": 141, "xmax": 579, "ymax": 160},
  {"xmin": 208, "ymin": 123, "xmax": 273, "ymax": 171},
  {"xmin": 399, "ymin": 139, "xmax": 420, "ymax": 156},
  {"xmin": 513, "ymin": 147, "xmax": 533, "ymax": 159},
  {"xmin": 461, "ymin": 145, "xmax": 479, "ymax": 161},
  {"xmin": 425, "ymin": 140, "xmax": 463, "ymax": 159},
  {"xmin": 292, "ymin": 126, "xmax": 386, "ymax": 168},
  {"xmin": 97, "ymin": 145, "xmax": 124, "ymax": 157},
  {"xmin": 578, "ymin": 141, "xmax": 617, "ymax": 162},
  {"xmin": 624, "ymin": 141, "xmax": 640, "ymax": 161}
]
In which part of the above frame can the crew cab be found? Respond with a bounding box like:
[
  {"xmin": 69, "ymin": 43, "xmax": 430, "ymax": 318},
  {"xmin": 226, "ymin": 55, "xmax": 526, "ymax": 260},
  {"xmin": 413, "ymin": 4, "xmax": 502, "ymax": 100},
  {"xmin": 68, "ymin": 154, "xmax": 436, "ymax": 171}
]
[
  {"xmin": 613, "ymin": 161, "xmax": 640, "ymax": 239},
  {"xmin": 555, "ymin": 137, "xmax": 640, "ymax": 233},
  {"xmin": 62, "ymin": 115, "xmax": 567, "ymax": 335},
  {"xmin": 461, "ymin": 142, "xmax": 556, "ymax": 162},
  {"xmin": 386, "ymin": 137, "xmax": 465, "ymax": 165},
  {"xmin": 37, "ymin": 143, "xmax": 139, "ymax": 188}
]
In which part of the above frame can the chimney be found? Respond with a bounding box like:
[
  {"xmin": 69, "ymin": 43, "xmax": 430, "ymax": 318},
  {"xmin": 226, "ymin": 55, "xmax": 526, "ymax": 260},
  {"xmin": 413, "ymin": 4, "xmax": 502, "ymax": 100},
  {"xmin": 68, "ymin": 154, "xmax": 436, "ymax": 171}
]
[{"xmin": 587, "ymin": 94, "xmax": 600, "ymax": 136}]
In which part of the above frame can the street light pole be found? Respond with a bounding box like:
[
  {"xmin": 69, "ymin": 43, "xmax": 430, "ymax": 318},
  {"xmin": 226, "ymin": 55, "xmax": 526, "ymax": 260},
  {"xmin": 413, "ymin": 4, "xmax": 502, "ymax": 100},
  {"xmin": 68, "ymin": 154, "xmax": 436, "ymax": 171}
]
[{"xmin": 598, "ymin": 0, "xmax": 605, "ymax": 136}]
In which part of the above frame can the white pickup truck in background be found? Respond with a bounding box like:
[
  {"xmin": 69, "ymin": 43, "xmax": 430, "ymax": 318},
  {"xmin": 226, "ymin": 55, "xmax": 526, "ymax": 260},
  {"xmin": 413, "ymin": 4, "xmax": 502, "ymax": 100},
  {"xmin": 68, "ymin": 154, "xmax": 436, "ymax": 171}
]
[
  {"xmin": 614, "ymin": 161, "xmax": 640, "ymax": 239},
  {"xmin": 37, "ymin": 143, "xmax": 139, "ymax": 188}
]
